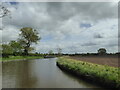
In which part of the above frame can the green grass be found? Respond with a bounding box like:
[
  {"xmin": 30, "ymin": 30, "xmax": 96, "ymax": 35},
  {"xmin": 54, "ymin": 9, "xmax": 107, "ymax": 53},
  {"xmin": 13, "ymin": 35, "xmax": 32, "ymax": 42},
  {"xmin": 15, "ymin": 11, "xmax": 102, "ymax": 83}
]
[
  {"xmin": 57, "ymin": 57, "xmax": 120, "ymax": 88},
  {"xmin": 0, "ymin": 56, "xmax": 43, "ymax": 61}
]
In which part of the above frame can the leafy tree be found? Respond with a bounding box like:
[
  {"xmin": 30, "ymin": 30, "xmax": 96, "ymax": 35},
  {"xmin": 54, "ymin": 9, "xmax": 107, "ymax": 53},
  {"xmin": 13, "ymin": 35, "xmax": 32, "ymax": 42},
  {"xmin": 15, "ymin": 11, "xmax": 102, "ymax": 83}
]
[
  {"xmin": 9, "ymin": 41, "xmax": 23, "ymax": 55},
  {"xmin": 98, "ymin": 48, "xmax": 107, "ymax": 55},
  {"xmin": 19, "ymin": 27, "xmax": 40, "ymax": 55},
  {"xmin": 28, "ymin": 47, "xmax": 34, "ymax": 53},
  {"xmin": 2, "ymin": 44, "xmax": 13, "ymax": 57}
]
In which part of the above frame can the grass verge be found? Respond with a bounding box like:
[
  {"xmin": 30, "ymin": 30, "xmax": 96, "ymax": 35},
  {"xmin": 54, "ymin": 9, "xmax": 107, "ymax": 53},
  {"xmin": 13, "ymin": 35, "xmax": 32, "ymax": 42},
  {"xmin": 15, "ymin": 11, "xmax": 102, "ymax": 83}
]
[
  {"xmin": 0, "ymin": 56, "xmax": 43, "ymax": 62},
  {"xmin": 57, "ymin": 57, "xmax": 120, "ymax": 89}
]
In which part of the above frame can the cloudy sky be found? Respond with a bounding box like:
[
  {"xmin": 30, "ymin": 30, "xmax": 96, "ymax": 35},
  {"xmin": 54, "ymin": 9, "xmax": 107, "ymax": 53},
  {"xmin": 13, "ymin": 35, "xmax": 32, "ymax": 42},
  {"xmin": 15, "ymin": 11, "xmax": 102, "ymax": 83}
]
[{"xmin": 1, "ymin": 1, "xmax": 118, "ymax": 53}]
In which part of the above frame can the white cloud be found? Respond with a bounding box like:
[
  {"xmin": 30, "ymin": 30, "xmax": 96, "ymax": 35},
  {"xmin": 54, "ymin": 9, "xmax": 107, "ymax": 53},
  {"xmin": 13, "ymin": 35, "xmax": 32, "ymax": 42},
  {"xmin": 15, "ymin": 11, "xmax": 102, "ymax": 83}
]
[
  {"xmin": 2, "ymin": 25, "xmax": 19, "ymax": 43},
  {"xmin": 1, "ymin": 2, "xmax": 118, "ymax": 53}
]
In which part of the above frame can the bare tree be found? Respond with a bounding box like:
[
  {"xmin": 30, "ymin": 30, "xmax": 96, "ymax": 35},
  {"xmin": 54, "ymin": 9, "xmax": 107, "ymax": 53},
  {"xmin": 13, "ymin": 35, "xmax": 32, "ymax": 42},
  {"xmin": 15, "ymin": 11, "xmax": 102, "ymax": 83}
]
[
  {"xmin": 0, "ymin": 5, "xmax": 10, "ymax": 18},
  {"xmin": 0, "ymin": 4, "xmax": 11, "ymax": 30}
]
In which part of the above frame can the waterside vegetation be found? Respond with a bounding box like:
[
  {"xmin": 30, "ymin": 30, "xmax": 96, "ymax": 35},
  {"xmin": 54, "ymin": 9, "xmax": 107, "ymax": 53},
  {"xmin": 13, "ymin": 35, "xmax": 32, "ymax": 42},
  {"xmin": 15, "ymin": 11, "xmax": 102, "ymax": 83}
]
[
  {"xmin": 57, "ymin": 57, "xmax": 120, "ymax": 89},
  {"xmin": 0, "ymin": 56, "xmax": 43, "ymax": 62}
]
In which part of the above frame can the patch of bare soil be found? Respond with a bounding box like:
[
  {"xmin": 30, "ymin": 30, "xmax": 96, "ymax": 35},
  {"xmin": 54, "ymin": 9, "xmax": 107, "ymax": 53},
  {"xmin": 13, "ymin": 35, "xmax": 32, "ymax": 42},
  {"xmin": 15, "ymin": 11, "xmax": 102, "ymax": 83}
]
[{"xmin": 70, "ymin": 55, "xmax": 119, "ymax": 67}]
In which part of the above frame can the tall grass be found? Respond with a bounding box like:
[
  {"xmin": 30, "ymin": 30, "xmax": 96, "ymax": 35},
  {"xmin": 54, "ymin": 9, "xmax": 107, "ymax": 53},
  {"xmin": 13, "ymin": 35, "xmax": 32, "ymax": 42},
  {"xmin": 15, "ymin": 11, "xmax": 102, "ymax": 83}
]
[{"xmin": 57, "ymin": 57, "xmax": 120, "ymax": 89}]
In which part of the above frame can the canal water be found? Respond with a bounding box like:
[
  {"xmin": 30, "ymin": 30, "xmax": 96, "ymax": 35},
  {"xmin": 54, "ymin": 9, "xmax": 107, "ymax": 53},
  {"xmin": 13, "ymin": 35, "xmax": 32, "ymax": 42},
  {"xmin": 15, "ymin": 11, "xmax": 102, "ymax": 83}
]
[{"xmin": 2, "ymin": 58, "xmax": 101, "ymax": 88}]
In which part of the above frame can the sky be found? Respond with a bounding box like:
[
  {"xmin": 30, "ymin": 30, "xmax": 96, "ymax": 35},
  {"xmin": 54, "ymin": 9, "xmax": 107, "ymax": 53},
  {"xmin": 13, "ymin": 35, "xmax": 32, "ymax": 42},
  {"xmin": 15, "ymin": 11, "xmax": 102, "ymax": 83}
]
[{"xmin": 0, "ymin": 1, "xmax": 119, "ymax": 54}]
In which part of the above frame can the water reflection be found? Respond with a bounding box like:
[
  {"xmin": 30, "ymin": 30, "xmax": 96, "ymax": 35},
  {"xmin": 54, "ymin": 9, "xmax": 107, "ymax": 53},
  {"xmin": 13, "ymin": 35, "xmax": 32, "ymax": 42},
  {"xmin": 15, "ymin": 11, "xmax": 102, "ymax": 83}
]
[
  {"xmin": 2, "ymin": 58, "xmax": 101, "ymax": 88},
  {"xmin": 2, "ymin": 60, "xmax": 37, "ymax": 88},
  {"xmin": 0, "ymin": 62, "xmax": 2, "ymax": 89}
]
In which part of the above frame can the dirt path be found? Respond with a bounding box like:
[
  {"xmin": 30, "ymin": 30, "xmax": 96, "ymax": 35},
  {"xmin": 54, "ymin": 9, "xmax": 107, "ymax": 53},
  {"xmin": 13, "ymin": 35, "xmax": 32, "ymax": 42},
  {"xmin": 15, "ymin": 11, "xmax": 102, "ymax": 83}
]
[{"xmin": 70, "ymin": 55, "xmax": 119, "ymax": 67}]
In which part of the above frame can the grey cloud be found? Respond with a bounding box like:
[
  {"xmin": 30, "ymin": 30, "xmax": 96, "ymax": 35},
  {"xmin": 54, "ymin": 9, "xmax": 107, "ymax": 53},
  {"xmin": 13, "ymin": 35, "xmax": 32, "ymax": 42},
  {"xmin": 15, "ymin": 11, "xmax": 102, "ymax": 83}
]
[
  {"xmin": 81, "ymin": 42, "xmax": 97, "ymax": 46},
  {"xmin": 46, "ymin": 2, "xmax": 75, "ymax": 21},
  {"xmin": 106, "ymin": 43, "xmax": 118, "ymax": 47},
  {"xmin": 2, "ymin": 2, "xmax": 117, "ymax": 33},
  {"xmin": 94, "ymin": 33, "xmax": 104, "ymax": 38},
  {"xmin": 46, "ymin": 2, "xmax": 117, "ymax": 21},
  {"xmin": 3, "ymin": 2, "xmax": 117, "ymax": 30},
  {"xmin": 2, "ymin": 26, "xmax": 19, "ymax": 43},
  {"xmin": 1, "ymin": 2, "xmax": 118, "ymax": 53}
]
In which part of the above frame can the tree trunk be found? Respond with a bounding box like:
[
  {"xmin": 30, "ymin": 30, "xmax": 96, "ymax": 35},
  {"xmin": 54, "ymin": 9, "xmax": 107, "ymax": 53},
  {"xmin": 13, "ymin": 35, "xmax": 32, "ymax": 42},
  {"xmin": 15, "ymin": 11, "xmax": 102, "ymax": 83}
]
[
  {"xmin": 24, "ymin": 42, "xmax": 30, "ymax": 56},
  {"xmin": 24, "ymin": 48, "xmax": 28, "ymax": 56}
]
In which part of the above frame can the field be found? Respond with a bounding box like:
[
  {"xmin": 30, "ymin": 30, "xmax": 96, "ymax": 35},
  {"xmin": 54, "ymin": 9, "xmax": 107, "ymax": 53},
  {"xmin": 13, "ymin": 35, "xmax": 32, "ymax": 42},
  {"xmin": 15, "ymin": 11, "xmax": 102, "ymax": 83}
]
[
  {"xmin": 70, "ymin": 55, "xmax": 119, "ymax": 67},
  {"xmin": 57, "ymin": 57, "xmax": 120, "ymax": 89}
]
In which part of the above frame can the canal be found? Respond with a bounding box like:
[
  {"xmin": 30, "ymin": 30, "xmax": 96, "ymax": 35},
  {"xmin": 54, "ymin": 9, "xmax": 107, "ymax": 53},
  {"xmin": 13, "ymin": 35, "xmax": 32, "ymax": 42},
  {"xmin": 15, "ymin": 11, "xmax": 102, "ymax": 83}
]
[{"xmin": 2, "ymin": 58, "xmax": 101, "ymax": 88}]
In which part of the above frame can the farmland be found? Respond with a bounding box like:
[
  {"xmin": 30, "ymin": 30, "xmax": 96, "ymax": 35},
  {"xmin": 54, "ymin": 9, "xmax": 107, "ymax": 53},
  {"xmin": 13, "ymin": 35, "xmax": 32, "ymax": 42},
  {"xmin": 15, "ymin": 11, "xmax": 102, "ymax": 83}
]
[
  {"xmin": 70, "ymin": 55, "xmax": 119, "ymax": 67},
  {"xmin": 57, "ymin": 57, "xmax": 120, "ymax": 89}
]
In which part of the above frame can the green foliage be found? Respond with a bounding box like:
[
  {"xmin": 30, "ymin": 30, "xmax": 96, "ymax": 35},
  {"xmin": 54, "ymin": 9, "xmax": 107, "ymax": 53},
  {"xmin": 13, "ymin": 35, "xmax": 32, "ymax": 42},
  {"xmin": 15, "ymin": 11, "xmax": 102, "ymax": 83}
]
[
  {"xmin": 2, "ymin": 44, "xmax": 13, "ymax": 57},
  {"xmin": 9, "ymin": 41, "xmax": 23, "ymax": 55},
  {"xmin": 19, "ymin": 27, "xmax": 40, "ymax": 43},
  {"xmin": 0, "ymin": 44, "xmax": 2, "ymax": 55},
  {"xmin": 28, "ymin": 47, "xmax": 34, "ymax": 52},
  {"xmin": 1, "ymin": 27, "xmax": 41, "ymax": 57},
  {"xmin": 98, "ymin": 48, "xmax": 107, "ymax": 55},
  {"xmin": 57, "ymin": 57, "xmax": 120, "ymax": 88},
  {"xmin": 1, "ymin": 56, "xmax": 43, "ymax": 61},
  {"xmin": 19, "ymin": 27, "xmax": 41, "ymax": 55}
]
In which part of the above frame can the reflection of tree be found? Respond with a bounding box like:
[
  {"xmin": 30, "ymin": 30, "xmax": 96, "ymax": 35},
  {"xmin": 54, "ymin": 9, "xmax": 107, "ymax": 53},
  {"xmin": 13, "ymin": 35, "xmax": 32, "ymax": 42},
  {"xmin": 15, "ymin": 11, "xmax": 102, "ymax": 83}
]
[
  {"xmin": 3, "ymin": 61, "xmax": 37, "ymax": 88},
  {"xmin": 16, "ymin": 61, "xmax": 38, "ymax": 88}
]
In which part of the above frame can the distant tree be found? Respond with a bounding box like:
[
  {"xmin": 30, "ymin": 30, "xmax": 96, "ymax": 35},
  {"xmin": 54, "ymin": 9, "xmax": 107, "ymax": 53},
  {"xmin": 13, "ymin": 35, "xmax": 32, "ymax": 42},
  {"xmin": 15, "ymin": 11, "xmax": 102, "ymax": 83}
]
[
  {"xmin": 9, "ymin": 41, "xmax": 23, "ymax": 55},
  {"xmin": 35, "ymin": 52, "xmax": 39, "ymax": 55},
  {"xmin": 19, "ymin": 27, "xmax": 40, "ymax": 55},
  {"xmin": 57, "ymin": 48, "xmax": 62, "ymax": 55},
  {"xmin": 49, "ymin": 50, "xmax": 53, "ymax": 55},
  {"xmin": 98, "ymin": 48, "xmax": 107, "ymax": 55},
  {"xmin": 2, "ymin": 44, "xmax": 13, "ymax": 57},
  {"xmin": 116, "ymin": 52, "xmax": 120, "ymax": 55}
]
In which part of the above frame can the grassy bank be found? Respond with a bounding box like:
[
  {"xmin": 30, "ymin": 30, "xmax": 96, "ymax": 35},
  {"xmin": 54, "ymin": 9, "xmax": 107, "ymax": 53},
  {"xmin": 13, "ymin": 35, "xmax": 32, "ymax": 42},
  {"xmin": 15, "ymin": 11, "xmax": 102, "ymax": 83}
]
[
  {"xmin": 0, "ymin": 56, "xmax": 43, "ymax": 62},
  {"xmin": 57, "ymin": 57, "xmax": 120, "ymax": 89}
]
